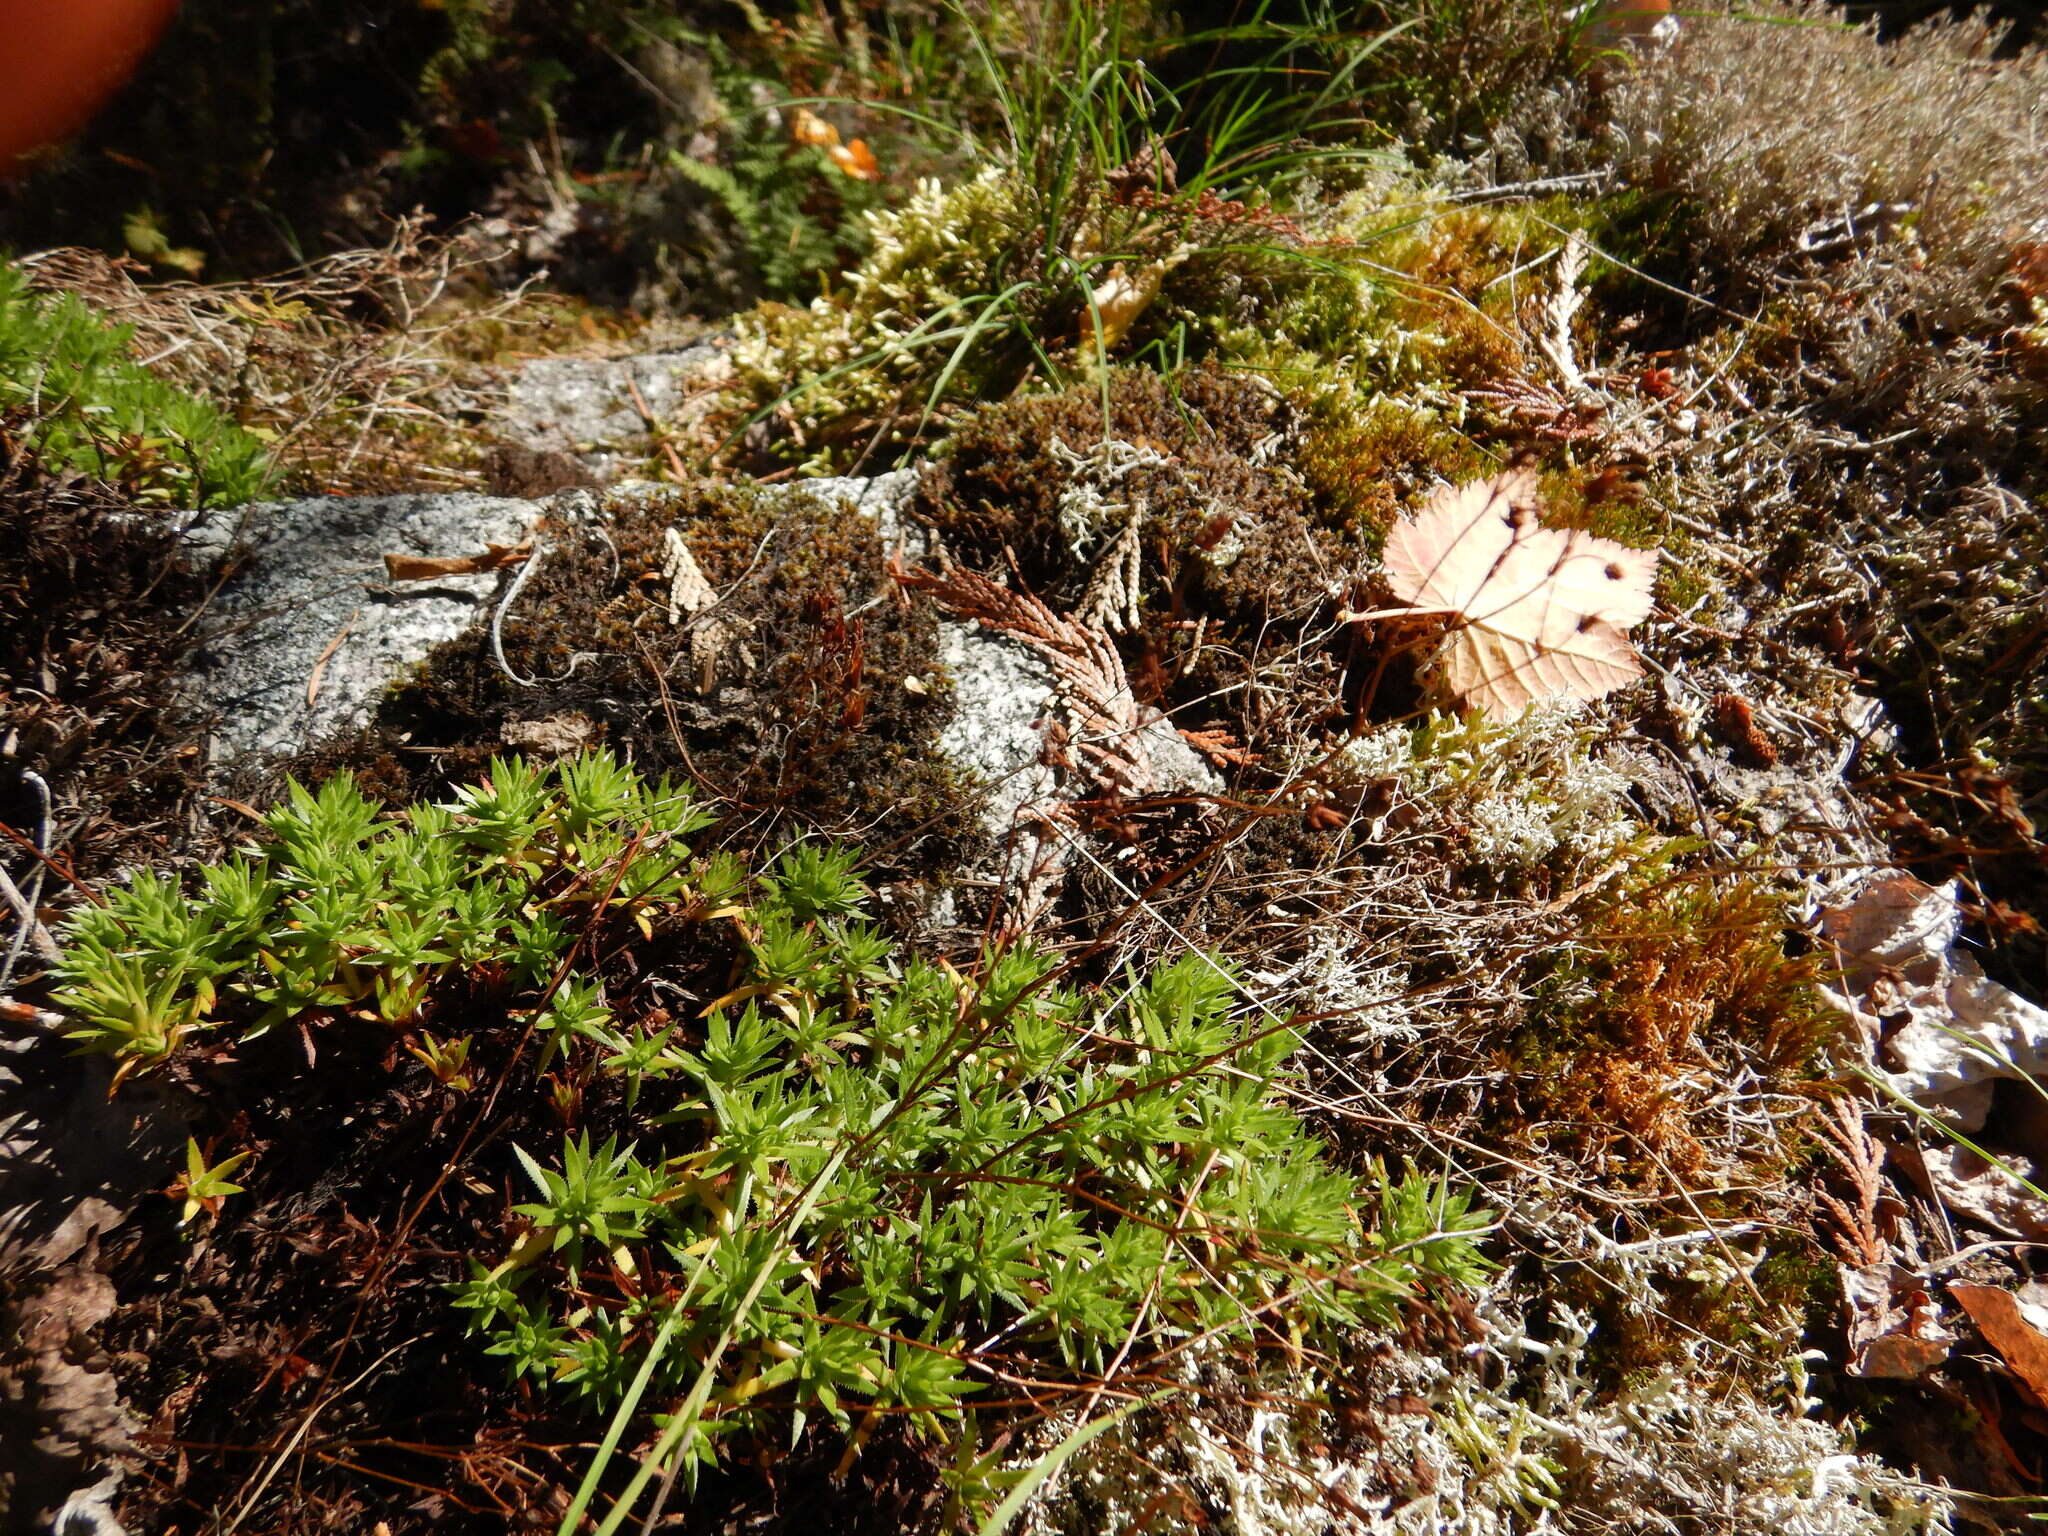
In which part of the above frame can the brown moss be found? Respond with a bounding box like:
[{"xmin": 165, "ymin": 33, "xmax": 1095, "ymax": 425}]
[
  {"xmin": 1508, "ymin": 874, "xmax": 1837, "ymax": 1186},
  {"xmin": 296, "ymin": 478, "xmax": 986, "ymax": 883},
  {"xmin": 0, "ymin": 426, "xmax": 217, "ymax": 884},
  {"xmin": 1485, "ymin": 864, "xmax": 1848, "ymax": 1385},
  {"xmin": 913, "ymin": 366, "xmax": 1360, "ymax": 759}
]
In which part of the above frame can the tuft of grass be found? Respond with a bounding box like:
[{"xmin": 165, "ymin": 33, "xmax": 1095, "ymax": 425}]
[
  {"xmin": 712, "ymin": 0, "xmax": 1406, "ymax": 471},
  {"xmin": 1332, "ymin": 0, "xmax": 1589, "ymax": 146}
]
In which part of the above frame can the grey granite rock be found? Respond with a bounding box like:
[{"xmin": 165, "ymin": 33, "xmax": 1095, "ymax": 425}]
[
  {"xmin": 175, "ymin": 465, "xmax": 1211, "ymax": 868},
  {"xmin": 186, "ymin": 492, "xmax": 543, "ymax": 764},
  {"xmin": 937, "ymin": 623, "xmax": 1060, "ymax": 837},
  {"xmin": 497, "ymin": 347, "xmax": 723, "ymax": 481},
  {"xmin": 787, "ymin": 468, "xmax": 920, "ymax": 548}
]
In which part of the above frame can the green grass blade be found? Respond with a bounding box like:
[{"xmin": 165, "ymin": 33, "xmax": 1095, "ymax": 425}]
[
  {"xmin": 975, "ymin": 1386, "xmax": 1181, "ymax": 1536},
  {"xmin": 593, "ymin": 1141, "xmax": 853, "ymax": 1536},
  {"xmin": 555, "ymin": 1255, "xmax": 711, "ymax": 1536}
]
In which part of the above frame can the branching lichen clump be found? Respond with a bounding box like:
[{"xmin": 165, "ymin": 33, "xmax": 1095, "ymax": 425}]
[
  {"xmin": 1372, "ymin": 1285, "xmax": 1949, "ymax": 1536},
  {"xmin": 1334, "ymin": 703, "xmax": 1642, "ymax": 874},
  {"xmin": 53, "ymin": 752, "xmax": 1496, "ymax": 1501},
  {"xmin": 1024, "ymin": 1232, "xmax": 1941, "ymax": 1536}
]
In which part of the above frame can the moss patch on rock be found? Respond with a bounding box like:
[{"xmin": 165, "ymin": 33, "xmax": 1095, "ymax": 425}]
[{"xmin": 293, "ymin": 479, "xmax": 985, "ymax": 889}]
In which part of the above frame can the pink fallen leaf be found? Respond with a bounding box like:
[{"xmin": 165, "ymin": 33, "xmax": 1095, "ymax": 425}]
[{"xmin": 1377, "ymin": 470, "xmax": 1658, "ymax": 721}]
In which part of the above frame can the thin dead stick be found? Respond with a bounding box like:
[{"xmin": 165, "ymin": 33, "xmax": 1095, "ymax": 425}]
[
  {"xmin": 0, "ymin": 816, "xmax": 100, "ymax": 906},
  {"xmin": 0, "ymin": 865, "xmax": 59, "ymax": 972},
  {"xmin": 305, "ymin": 608, "xmax": 360, "ymax": 709},
  {"xmin": 625, "ymin": 375, "xmax": 690, "ymax": 482},
  {"xmin": 215, "ymin": 1338, "xmax": 420, "ymax": 1536},
  {"xmin": 1, "ymin": 768, "xmax": 56, "ymax": 983}
]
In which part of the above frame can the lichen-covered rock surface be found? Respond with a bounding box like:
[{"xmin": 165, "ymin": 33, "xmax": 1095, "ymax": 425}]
[
  {"xmin": 182, "ymin": 492, "xmax": 544, "ymax": 763},
  {"xmin": 494, "ymin": 345, "xmax": 725, "ymax": 480}
]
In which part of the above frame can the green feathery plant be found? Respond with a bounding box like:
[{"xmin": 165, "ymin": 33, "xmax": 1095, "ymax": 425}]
[
  {"xmin": 51, "ymin": 755, "xmax": 714, "ymax": 1079},
  {"xmin": 50, "ymin": 751, "xmax": 1495, "ymax": 1519},
  {"xmin": 0, "ymin": 262, "xmax": 271, "ymax": 508}
]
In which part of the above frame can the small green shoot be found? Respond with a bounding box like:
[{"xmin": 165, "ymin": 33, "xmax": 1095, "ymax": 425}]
[{"xmin": 168, "ymin": 1138, "xmax": 253, "ymax": 1229}]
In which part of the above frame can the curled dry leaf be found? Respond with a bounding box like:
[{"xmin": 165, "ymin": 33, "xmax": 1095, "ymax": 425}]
[
  {"xmin": 1087, "ymin": 261, "xmax": 1168, "ymax": 351},
  {"xmin": 790, "ymin": 106, "xmax": 881, "ymax": 181},
  {"xmin": 382, "ymin": 542, "xmax": 532, "ymax": 583},
  {"xmin": 1377, "ymin": 470, "xmax": 1658, "ymax": 722},
  {"xmin": 1951, "ymin": 1284, "xmax": 2048, "ymax": 1409},
  {"xmin": 828, "ymin": 139, "xmax": 882, "ymax": 182},
  {"xmin": 1840, "ymin": 1263, "xmax": 1953, "ymax": 1379},
  {"xmin": 1819, "ymin": 871, "xmax": 2048, "ymax": 1132},
  {"xmin": 661, "ymin": 528, "xmax": 745, "ymax": 693},
  {"xmin": 790, "ymin": 107, "xmax": 837, "ymax": 149},
  {"xmin": 661, "ymin": 527, "xmax": 715, "ymax": 627},
  {"xmin": 501, "ymin": 712, "xmax": 598, "ymax": 759}
]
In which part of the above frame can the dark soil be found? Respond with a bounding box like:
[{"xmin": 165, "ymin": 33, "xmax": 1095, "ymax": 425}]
[{"xmin": 0, "ymin": 418, "xmax": 219, "ymax": 888}]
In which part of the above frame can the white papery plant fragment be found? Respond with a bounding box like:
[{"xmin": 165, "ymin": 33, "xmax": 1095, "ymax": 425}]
[
  {"xmin": 1822, "ymin": 872, "xmax": 2048, "ymax": 1239},
  {"xmin": 1820, "ymin": 872, "xmax": 2048, "ymax": 1131}
]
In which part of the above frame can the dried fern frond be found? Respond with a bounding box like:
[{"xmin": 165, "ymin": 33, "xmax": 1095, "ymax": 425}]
[
  {"xmin": 898, "ymin": 560, "xmax": 1155, "ymax": 797},
  {"xmin": 1813, "ymin": 1095, "xmax": 1889, "ymax": 1270}
]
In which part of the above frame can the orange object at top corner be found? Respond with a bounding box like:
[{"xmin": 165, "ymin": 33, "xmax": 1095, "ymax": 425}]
[{"xmin": 0, "ymin": 0, "xmax": 182, "ymax": 170}]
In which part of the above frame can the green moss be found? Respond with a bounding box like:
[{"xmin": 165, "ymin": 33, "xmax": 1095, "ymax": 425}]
[
  {"xmin": 1297, "ymin": 397, "xmax": 1484, "ymax": 554},
  {"xmin": 1532, "ymin": 467, "xmax": 1633, "ymax": 540},
  {"xmin": 720, "ymin": 169, "xmax": 1039, "ymax": 470},
  {"xmin": 1655, "ymin": 543, "xmax": 1712, "ymax": 613},
  {"xmin": 1209, "ymin": 187, "xmax": 1689, "ymax": 564},
  {"xmin": 1755, "ymin": 1241, "xmax": 1841, "ymax": 1331}
]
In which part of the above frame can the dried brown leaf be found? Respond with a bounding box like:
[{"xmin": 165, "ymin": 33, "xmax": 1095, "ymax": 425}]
[
  {"xmin": 1951, "ymin": 1283, "xmax": 2048, "ymax": 1408},
  {"xmin": 1380, "ymin": 471, "xmax": 1658, "ymax": 721},
  {"xmin": 899, "ymin": 561, "xmax": 1153, "ymax": 795},
  {"xmin": 1840, "ymin": 1264, "xmax": 1953, "ymax": 1378},
  {"xmin": 382, "ymin": 541, "xmax": 532, "ymax": 583},
  {"xmin": 1086, "ymin": 261, "xmax": 1169, "ymax": 351}
]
